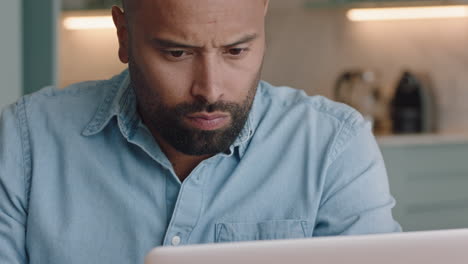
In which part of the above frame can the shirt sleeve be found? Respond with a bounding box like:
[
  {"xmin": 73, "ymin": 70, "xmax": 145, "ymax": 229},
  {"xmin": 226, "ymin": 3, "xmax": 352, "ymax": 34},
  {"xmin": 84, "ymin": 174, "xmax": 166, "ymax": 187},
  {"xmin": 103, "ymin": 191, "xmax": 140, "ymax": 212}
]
[
  {"xmin": 313, "ymin": 119, "xmax": 402, "ymax": 236},
  {"xmin": 0, "ymin": 101, "xmax": 29, "ymax": 263}
]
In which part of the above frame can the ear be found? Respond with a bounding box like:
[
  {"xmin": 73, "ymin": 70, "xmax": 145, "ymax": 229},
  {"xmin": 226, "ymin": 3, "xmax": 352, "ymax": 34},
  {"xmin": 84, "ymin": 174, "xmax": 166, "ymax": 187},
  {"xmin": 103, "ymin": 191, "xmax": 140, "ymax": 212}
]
[
  {"xmin": 112, "ymin": 6, "xmax": 129, "ymax": 64},
  {"xmin": 264, "ymin": 0, "xmax": 270, "ymax": 16}
]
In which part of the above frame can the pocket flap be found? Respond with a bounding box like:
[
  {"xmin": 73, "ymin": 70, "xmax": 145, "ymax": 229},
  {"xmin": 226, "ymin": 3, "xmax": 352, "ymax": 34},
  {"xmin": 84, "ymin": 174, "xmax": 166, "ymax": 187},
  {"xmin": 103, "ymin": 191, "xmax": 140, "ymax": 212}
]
[{"xmin": 215, "ymin": 219, "xmax": 310, "ymax": 242}]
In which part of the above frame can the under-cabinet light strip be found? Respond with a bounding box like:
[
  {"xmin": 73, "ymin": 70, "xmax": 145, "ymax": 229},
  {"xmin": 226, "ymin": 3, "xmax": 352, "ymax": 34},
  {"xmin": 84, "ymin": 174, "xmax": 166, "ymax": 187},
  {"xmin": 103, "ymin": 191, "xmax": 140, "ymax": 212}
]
[
  {"xmin": 63, "ymin": 16, "xmax": 114, "ymax": 30},
  {"xmin": 347, "ymin": 5, "xmax": 468, "ymax": 21}
]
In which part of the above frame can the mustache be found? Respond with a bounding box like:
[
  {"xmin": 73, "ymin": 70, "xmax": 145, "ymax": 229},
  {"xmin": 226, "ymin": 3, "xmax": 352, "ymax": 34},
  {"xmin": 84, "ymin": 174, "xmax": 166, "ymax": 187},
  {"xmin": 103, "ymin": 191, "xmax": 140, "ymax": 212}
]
[{"xmin": 173, "ymin": 100, "xmax": 241, "ymax": 115}]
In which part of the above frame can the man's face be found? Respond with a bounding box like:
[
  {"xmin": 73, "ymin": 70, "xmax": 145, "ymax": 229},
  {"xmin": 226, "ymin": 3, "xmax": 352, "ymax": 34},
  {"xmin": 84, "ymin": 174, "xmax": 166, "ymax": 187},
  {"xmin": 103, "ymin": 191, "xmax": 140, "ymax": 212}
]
[{"xmin": 114, "ymin": 0, "xmax": 268, "ymax": 156}]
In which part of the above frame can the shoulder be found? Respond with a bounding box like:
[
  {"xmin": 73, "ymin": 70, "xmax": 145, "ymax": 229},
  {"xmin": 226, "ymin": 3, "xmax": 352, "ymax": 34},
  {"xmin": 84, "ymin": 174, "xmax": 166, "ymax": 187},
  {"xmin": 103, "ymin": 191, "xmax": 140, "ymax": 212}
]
[
  {"xmin": 255, "ymin": 81, "xmax": 371, "ymax": 163},
  {"xmin": 20, "ymin": 73, "xmax": 125, "ymax": 126},
  {"xmin": 1, "ymin": 72, "xmax": 129, "ymax": 144},
  {"xmin": 24, "ymin": 73, "xmax": 123, "ymax": 111},
  {"xmin": 257, "ymin": 81, "xmax": 366, "ymax": 130}
]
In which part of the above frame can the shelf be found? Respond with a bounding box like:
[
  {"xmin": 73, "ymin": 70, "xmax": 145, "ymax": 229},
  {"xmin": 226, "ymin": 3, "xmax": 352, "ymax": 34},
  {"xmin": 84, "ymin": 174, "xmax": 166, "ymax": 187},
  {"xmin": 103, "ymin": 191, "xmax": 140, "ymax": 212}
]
[{"xmin": 304, "ymin": 0, "xmax": 468, "ymax": 8}]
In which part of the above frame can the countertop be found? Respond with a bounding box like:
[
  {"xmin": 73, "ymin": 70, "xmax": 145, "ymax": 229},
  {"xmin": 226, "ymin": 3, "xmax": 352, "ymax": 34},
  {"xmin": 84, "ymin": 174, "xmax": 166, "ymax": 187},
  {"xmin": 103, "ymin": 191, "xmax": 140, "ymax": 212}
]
[{"xmin": 377, "ymin": 133, "xmax": 468, "ymax": 147}]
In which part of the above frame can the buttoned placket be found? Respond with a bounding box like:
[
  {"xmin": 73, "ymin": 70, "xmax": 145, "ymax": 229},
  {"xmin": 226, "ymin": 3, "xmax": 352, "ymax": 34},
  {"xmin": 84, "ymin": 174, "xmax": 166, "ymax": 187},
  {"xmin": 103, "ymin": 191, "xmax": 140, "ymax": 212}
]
[{"xmin": 163, "ymin": 161, "xmax": 210, "ymax": 246}]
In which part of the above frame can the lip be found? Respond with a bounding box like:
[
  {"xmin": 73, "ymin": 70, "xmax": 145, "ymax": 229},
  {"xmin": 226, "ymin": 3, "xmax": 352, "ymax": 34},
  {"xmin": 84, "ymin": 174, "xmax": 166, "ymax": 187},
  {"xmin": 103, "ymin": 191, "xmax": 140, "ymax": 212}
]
[{"xmin": 185, "ymin": 112, "xmax": 230, "ymax": 131}]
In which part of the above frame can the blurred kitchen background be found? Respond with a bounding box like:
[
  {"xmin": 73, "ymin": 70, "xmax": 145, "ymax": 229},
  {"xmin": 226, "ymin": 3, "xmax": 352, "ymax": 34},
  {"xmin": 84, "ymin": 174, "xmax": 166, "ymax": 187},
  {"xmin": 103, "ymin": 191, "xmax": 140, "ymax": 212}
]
[{"xmin": 5, "ymin": 0, "xmax": 468, "ymax": 231}]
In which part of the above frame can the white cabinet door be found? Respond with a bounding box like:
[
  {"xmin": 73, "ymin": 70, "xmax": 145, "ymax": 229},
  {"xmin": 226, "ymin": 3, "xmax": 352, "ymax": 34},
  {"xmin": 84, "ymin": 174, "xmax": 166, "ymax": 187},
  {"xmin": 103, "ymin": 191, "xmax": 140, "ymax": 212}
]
[{"xmin": 381, "ymin": 142, "xmax": 468, "ymax": 231}]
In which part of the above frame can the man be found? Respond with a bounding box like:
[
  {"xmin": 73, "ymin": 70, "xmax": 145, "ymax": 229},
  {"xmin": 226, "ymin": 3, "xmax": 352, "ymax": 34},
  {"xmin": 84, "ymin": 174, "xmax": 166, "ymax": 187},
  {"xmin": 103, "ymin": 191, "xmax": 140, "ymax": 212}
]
[{"xmin": 0, "ymin": 0, "xmax": 400, "ymax": 263}]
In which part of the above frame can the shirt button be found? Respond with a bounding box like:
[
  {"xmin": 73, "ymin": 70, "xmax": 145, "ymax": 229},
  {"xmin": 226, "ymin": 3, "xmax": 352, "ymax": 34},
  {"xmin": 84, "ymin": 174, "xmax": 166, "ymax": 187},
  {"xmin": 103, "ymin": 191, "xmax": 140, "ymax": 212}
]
[{"xmin": 171, "ymin": 235, "xmax": 181, "ymax": 246}]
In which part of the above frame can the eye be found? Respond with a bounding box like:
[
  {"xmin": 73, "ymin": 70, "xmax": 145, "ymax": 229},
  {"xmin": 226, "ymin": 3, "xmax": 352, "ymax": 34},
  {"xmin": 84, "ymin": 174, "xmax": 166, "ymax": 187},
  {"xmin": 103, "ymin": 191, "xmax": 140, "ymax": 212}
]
[
  {"xmin": 160, "ymin": 49, "xmax": 194, "ymax": 61},
  {"xmin": 227, "ymin": 48, "xmax": 246, "ymax": 56},
  {"xmin": 169, "ymin": 50, "xmax": 185, "ymax": 58}
]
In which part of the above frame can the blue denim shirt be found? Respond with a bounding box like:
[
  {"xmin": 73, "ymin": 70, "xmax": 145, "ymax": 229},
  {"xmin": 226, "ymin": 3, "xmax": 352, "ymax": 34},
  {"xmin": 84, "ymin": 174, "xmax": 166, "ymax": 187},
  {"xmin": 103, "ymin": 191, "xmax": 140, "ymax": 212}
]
[{"xmin": 0, "ymin": 70, "xmax": 401, "ymax": 263}]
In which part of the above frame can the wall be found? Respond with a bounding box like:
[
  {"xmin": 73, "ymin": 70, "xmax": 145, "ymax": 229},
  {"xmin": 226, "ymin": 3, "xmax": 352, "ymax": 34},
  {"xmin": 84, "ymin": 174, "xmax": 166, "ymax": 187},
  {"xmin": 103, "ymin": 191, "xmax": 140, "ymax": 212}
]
[
  {"xmin": 59, "ymin": 0, "xmax": 468, "ymax": 133},
  {"xmin": 263, "ymin": 4, "xmax": 468, "ymax": 133},
  {"xmin": 59, "ymin": 10, "xmax": 126, "ymax": 88},
  {"xmin": 0, "ymin": 1, "xmax": 22, "ymax": 110}
]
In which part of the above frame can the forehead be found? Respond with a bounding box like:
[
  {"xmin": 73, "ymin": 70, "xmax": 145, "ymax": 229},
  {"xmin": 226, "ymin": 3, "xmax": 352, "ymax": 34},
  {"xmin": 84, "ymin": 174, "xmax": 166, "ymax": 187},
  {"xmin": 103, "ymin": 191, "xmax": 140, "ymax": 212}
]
[{"xmin": 131, "ymin": 0, "xmax": 265, "ymax": 44}]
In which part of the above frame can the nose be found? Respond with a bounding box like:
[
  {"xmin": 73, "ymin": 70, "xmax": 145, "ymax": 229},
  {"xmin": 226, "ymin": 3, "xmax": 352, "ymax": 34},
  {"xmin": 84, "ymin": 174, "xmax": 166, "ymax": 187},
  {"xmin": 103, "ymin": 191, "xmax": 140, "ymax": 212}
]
[{"xmin": 190, "ymin": 54, "xmax": 224, "ymax": 104}]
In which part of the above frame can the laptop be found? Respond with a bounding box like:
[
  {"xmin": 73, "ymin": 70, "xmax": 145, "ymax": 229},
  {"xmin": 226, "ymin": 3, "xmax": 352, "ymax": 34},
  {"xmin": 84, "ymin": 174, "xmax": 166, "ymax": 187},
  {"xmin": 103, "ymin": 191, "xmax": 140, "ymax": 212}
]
[{"xmin": 145, "ymin": 229, "xmax": 468, "ymax": 264}]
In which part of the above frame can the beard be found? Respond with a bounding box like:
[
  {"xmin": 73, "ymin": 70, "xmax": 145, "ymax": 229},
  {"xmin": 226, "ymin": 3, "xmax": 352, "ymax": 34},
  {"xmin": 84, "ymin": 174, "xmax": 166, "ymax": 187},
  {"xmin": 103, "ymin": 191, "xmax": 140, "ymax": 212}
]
[{"xmin": 129, "ymin": 60, "xmax": 260, "ymax": 156}]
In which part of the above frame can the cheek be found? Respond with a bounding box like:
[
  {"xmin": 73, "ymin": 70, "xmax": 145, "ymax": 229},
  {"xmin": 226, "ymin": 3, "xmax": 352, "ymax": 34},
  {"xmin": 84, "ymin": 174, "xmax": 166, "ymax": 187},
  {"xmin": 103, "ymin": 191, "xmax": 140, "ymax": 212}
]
[
  {"xmin": 134, "ymin": 45, "xmax": 194, "ymax": 105},
  {"xmin": 222, "ymin": 69, "xmax": 255, "ymax": 101},
  {"xmin": 222, "ymin": 49, "xmax": 263, "ymax": 100}
]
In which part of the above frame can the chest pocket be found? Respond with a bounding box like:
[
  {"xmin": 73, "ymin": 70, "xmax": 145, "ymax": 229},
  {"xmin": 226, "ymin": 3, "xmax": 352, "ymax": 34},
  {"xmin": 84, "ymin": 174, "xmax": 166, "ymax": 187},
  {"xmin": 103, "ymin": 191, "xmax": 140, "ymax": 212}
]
[{"xmin": 215, "ymin": 220, "xmax": 310, "ymax": 243}]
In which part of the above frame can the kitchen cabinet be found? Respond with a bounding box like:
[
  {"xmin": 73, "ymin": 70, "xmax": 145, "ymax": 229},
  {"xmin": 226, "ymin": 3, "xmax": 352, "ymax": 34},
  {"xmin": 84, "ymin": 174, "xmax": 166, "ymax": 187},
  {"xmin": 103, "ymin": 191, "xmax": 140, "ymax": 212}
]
[
  {"xmin": 0, "ymin": 1, "xmax": 21, "ymax": 109},
  {"xmin": 62, "ymin": 0, "xmax": 117, "ymax": 11},
  {"xmin": 23, "ymin": 0, "xmax": 59, "ymax": 95},
  {"xmin": 379, "ymin": 135, "xmax": 468, "ymax": 231}
]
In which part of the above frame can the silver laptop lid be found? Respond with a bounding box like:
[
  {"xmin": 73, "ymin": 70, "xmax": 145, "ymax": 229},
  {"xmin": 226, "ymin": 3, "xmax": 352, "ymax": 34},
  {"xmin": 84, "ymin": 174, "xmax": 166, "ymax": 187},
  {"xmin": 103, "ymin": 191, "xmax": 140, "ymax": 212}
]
[{"xmin": 145, "ymin": 229, "xmax": 468, "ymax": 264}]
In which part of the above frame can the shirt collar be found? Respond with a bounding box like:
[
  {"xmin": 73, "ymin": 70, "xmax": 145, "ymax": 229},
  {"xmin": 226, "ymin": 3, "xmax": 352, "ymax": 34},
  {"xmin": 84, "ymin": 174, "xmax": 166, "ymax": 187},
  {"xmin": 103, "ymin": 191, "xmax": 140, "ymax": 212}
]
[
  {"xmin": 230, "ymin": 86, "xmax": 260, "ymax": 158},
  {"xmin": 82, "ymin": 69, "xmax": 259, "ymax": 158},
  {"xmin": 82, "ymin": 70, "xmax": 136, "ymax": 138}
]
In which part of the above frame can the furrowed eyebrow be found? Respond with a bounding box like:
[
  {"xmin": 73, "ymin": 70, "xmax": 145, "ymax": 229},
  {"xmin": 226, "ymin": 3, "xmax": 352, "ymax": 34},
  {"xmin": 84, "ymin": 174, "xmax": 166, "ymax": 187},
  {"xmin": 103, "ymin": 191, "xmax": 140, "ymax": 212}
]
[
  {"xmin": 152, "ymin": 38, "xmax": 200, "ymax": 49},
  {"xmin": 224, "ymin": 33, "xmax": 259, "ymax": 48},
  {"xmin": 152, "ymin": 33, "xmax": 259, "ymax": 49}
]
